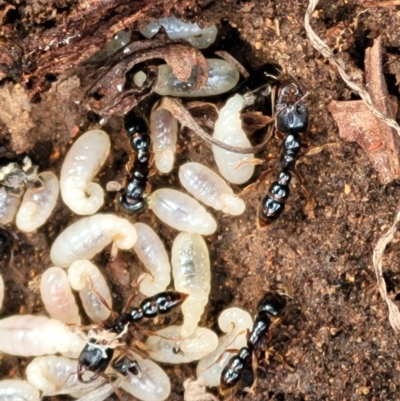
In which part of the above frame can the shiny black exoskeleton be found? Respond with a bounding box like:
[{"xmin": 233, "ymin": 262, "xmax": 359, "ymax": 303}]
[
  {"xmin": 259, "ymin": 82, "xmax": 308, "ymax": 227},
  {"xmin": 0, "ymin": 227, "xmax": 12, "ymax": 254},
  {"xmin": 119, "ymin": 111, "xmax": 151, "ymax": 213},
  {"xmin": 220, "ymin": 292, "xmax": 287, "ymax": 394},
  {"xmin": 77, "ymin": 291, "xmax": 188, "ymax": 383}
]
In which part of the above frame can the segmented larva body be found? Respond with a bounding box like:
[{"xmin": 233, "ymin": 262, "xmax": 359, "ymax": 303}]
[
  {"xmin": 154, "ymin": 59, "xmax": 239, "ymax": 98},
  {"xmin": 50, "ymin": 214, "xmax": 137, "ymax": 267},
  {"xmin": 40, "ymin": 266, "xmax": 81, "ymax": 324},
  {"xmin": 0, "ymin": 380, "xmax": 40, "ymax": 401},
  {"xmin": 119, "ymin": 351, "xmax": 171, "ymax": 401},
  {"xmin": 146, "ymin": 325, "xmax": 218, "ymax": 364},
  {"xmin": 196, "ymin": 307, "xmax": 253, "ymax": 387},
  {"xmin": 172, "ymin": 232, "xmax": 211, "ymax": 338},
  {"xmin": 179, "ymin": 162, "xmax": 245, "ymax": 216},
  {"xmin": 150, "ymin": 108, "xmax": 178, "ymax": 174},
  {"xmin": 0, "ymin": 315, "xmax": 85, "ymax": 357},
  {"xmin": 133, "ymin": 223, "xmax": 171, "ymax": 296},
  {"xmin": 68, "ymin": 260, "xmax": 112, "ymax": 322},
  {"xmin": 0, "ymin": 273, "xmax": 4, "ymax": 311},
  {"xmin": 212, "ymin": 94, "xmax": 255, "ymax": 184},
  {"xmin": 26, "ymin": 355, "xmax": 105, "ymax": 397},
  {"xmin": 0, "ymin": 187, "xmax": 20, "ymax": 224},
  {"xmin": 16, "ymin": 171, "xmax": 59, "ymax": 233},
  {"xmin": 148, "ymin": 189, "xmax": 217, "ymax": 235},
  {"xmin": 60, "ymin": 129, "xmax": 110, "ymax": 215}
]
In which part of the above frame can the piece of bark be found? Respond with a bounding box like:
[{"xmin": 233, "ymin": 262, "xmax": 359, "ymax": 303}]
[{"xmin": 329, "ymin": 36, "xmax": 400, "ymax": 184}]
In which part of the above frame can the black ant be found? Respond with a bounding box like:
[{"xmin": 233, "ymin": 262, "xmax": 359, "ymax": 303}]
[
  {"xmin": 118, "ymin": 109, "xmax": 151, "ymax": 214},
  {"xmin": 77, "ymin": 290, "xmax": 188, "ymax": 383},
  {"xmin": 219, "ymin": 292, "xmax": 287, "ymax": 394}
]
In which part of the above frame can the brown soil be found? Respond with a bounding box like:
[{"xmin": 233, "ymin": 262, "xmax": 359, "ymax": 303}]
[{"xmin": 2, "ymin": 1, "xmax": 400, "ymax": 400}]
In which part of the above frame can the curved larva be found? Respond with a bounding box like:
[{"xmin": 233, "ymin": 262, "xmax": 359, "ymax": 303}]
[
  {"xmin": 0, "ymin": 380, "xmax": 40, "ymax": 401},
  {"xmin": 150, "ymin": 108, "xmax": 178, "ymax": 174},
  {"xmin": 146, "ymin": 325, "xmax": 218, "ymax": 364},
  {"xmin": 119, "ymin": 351, "xmax": 171, "ymax": 401},
  {"xmin": 196, "ymin": 307, "xmax": 253, "ymax": 387},
  {"xmin": 0, "ymin": 315, "xmax": 84, "ymax": 356},
  {"xmin": 16, "ymin": 171, "xmax": 59, "ymax": 232},
  {"xmin": 68, "ymin": 260, "xmax": 112, "ymax": 322},
  {"xmin": 179, "ymin": 162, "xmax": 246, "ymax": 216},
  {"xmin": 0, "ymin": 273, "xmax": 4, "ymax": 311},
  {"xmin": 50, "ymin": 214, "xmax": 137, "ymax": 268},
  {"xmin": 26, "ymin": 356, "xmax": 105, "ymax": 397},
  {"xmin": 154, "ymin": 59, "xmax": 239, "ymax": 98},
  {"xmin": 148, "ymin": 189, "xmax": 217, "ymax": 235},
  {"xmin": 40, "ymin": 267, "xmax": 81, "ymax": 324},
  {"xmin": 133, "ymin": 223, "xmax": 171, "ymax": 297},
  {"xmin": 60, "ymin": 129, "xmax": 110, "ymax": 215},
  {"xmin": 0, "ymin": 187, "xmax": 21, "ymax": 224},
  {"xmin": 172, "ymin": 233, "xmax": 211, "ymax": 337},
  {"xmin": 74, "ymin": 383, "xmax": 114, "ymax": 401},
  {"xmin": 212, "ymin": 94, "xmax": 255, "ymax": 184}
]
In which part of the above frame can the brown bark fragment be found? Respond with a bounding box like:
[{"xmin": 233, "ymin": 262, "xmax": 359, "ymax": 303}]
[{"xmin": 329, "ymin": 36, "xmax": 400, "ymax": 184}]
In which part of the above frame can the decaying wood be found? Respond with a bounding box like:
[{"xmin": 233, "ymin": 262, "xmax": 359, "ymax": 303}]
[{"xmin": 328, "ymin": 36, "xmax": 400, "ymax": 184}]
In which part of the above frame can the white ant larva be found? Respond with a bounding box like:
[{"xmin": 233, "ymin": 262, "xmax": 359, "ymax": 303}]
[
  {"xmin": 179, "ymin": 162, "xmax": 246, "ymax": 216},
  {"xmin": 148, "ymin": 189, "xmax": 217, "ymax": 235},
  {"xmin": 133, "ymin": 223, "xmax": 171, "ymax": 297},
  {"xmin": 146, "ymin": 325, "xmax": 218, "ymax": 364},
  {"xmin": 60, "ymin": 129, "xmax": 110, "ymax": 215},
  {"xmin": 40, "ymin": 266, "xmax": 81, "ymax": 324},
  {"xmin": 0, "ymin": 379, "xmax": 40, "ymax": 401},
  {"xmin": 16, "ymin": 171, "xmax": 59, "ymax": 232},
  {"xmin": 68, "ymin": 259, "xmax": 112, "ymax": 322},
  {"xmin": 0, "ymin": 187, "xmax": 21, "ymax": 225},
  {"xmin": 196, "ymin": 307, "xmax": 253, "ymax": 387},
  {"xmin": 50, "ymin": 213, "xmax": 137, "ymax": 268},
  {"xmin": 171, "ymin": 232, "xmax": 211, "ymax": 338},
  {"xmin": 212, "ymin": 94, "xmax": 255, "ymax": 184}
]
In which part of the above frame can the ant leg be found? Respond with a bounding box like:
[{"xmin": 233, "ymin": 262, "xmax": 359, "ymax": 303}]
[
  {"xmin": 265, "ymin": 347, "xmax": 295, "ymax": 371},
  {"xmin": 86, "ymin": 276, "xmax": 113, "ymax": 312},
  {"xmin": 291, "ymin": 169, "xmax": 316, "ymax": 219},
  {"xmin": 240, "ymin": 167, "xmax": 276, "ymax": 196},
  {"xmin": 234, "ymin": 158, "xmax": 265, "ymax": 170}
]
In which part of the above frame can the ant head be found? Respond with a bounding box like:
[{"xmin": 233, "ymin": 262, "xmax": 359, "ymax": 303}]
[{"xmin": 257, "ymin": 292, "xmax": 287, "ymax": 317}]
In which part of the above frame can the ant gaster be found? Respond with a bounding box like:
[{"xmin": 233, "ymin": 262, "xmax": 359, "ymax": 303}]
[{"xmin": 220, "ymin": 292, "xmax": 287, "ymax": 394}]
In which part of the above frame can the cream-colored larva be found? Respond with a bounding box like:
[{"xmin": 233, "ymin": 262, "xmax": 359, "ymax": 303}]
[
  {"xmin": 68, "ymin": 260, "xmax": 112, "ymax": 322},
  {"xmin": 0, "ymin": 315, "xmax": 85, "ymax": 357},
  {"xmin": 40, "ymin": 266, "xmax": 81, "ymax": 324},
  {"xmin": 146, "ymin": 325, "xmax": 218, "ymax": 364},
  {"xmin": 150, "ymin": 108, "xmax": 178, "ymax": 174},
  {"xmin": 212, "ymin": 94, "xmax": 255, "ymax": 184},
  {"xmin": 172, "ymin": 233, "xmax": 211, "ymax": 338},
  {"xmin": 60, "ymin": 129, "xmax": 110, "ymax": 215},
  {"xmin": 196, "ymin": 307, "xmax": 253, "ymax": 387},
  {"xmin": 119, "ymin": 351, "xmax": 171, "ymax": 401},
  {"xmin": 0, "ymin": 187, "xmax": 21, "ymax": 224},
  {"xmin": 179, "ymin": 162, "xmax": 246, "ymax": 216},
  {"xmin": 133, "ymin": 223, "xmax": 171, "ymax": 296},
  {"xmin": 26, "ymin": 355, "xmax": 104, "ymax": 397},
  {"xmin": 16, "ymin": 171, "xmax": 59, "ymax": 232},
  {"xmin": 50, "ymin": 214, "xmax": 137, "ymax": 268},
  {"xmin": 183, "ymin": 378, "xmax": 219, "ymax": 401},
  {"xmin": 148, "ymin": 189, "xmax": 217, "ymax": 235},
  {"xmin": 0, "ymin": 273, "xmax": 4, "ymax": 311},
  {"xmin": 0, "ymin": 380, "xmax": 40, "ymax": 401}
]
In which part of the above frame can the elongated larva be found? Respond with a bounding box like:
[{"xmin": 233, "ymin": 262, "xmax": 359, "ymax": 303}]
[
  {"xmin": 0, "ymin": 380, "xmax": 40, "ymax": 401},
  {"xmin": 212, "ymin": 94, "xmax": 255, "ymax": 184},
  {"xmin": 68, "ymin": 260, "xmax": 112, "ymax": 322},
  {"xmin": 0, "ymin": 187, "xmax": 21, "ymax": 224},
  {"xmin": 74, "ymin": 383, "xmax": 115, "ymax": 401},
  {"xmin": 148, "ymin": 189, "xmax": 217, "ymax": 235},
  {"xmin": 0, "ymin": 273, "xmax": 3, "ymax": 311},
  {"xmin": 133, "ymin": 223, "xmax": 171, "ymax": 296},
  {"xmin": 119, "ymin": 351, "xmax": 171, "ymax": 401},
  {"xmin": 60, "ymin": 129, "xmax": 110, "ymax": 215},
  {"xmin": 141, "ymin": 16, "xmax": 217, "ymax": 49},
  {"xmin": 40, "ymin": 267, "xmax": 81, "ymax": 324},
  {"xmin": 196, "ymin": 307, "xmax": 253, "ymax": 387},
  {"xmin": 172, "ymin": 233, "xmax": 211, "ymax": 337},
  {"xmin": 0, "ymin": 315, "xmax": 85, "ymax": 356},
  {"xmin": 50, "ymin": 214, "xmax": 137, "ymax": 268},
  {"xmin": 26, "ymin": 356, "xmax": 104, "ymax": 397},
  {"xmin": 154, "ymin": 59, "xmax": 239, "ymax": 97},
  {"xmin": 146, "ymin": 325, "xmax": 218, "ymax": 364},
  {"xmin": 150, "ymin": 108, "xmax": 178, "ymax": 174},
  {"xmin": 179, "ymin": 162, "xmax": 246, "ymax": 216},
  {"xmin": 16, "ymin": 171, "xmax": 59, "ymax": 232}
]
